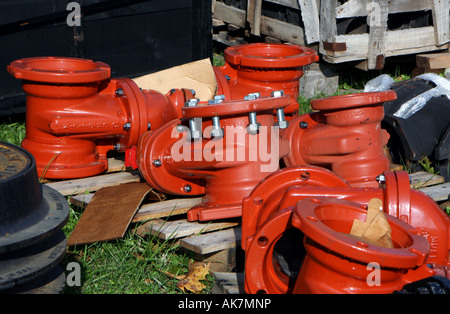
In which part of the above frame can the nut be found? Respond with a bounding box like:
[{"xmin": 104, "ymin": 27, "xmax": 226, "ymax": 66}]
[{"xmin": 247, "ymin": 123, "xmax": 261, "ymax": 135}]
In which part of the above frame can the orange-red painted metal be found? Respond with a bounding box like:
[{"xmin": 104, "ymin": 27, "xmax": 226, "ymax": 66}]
[
  {"xmin": 283, "ymin": 91, "xmax": 397, "ymax": 187},
  {"xmin": 137, "ymin": 94, "xmax": 291, "ymax": 221},
  {"xmin": 215, "ymin": 43, "xmax": 319, "ymax": 120},
  {"xmin": 242, "ymin": 166, "xmax": 450, "ymax": 294},
  {"xmin": 8, "ymin": 57, "xmax": 194, "ymax": 179}
]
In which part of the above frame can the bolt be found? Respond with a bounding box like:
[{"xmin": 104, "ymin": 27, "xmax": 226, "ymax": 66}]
[
  {"xmin": 153, "ymin": 159, "xmax": 162, "ymax": 167},
  {"xmin": 274, "ymin": 108, "xmax": 288, "ymax": 129},
  {"xmin": 114, "ymin": 143, "xmax": 125, "ymax": 151},
  {"xmin": 208, "ymin": 94, "xmax": 226, "ymax": 105},
  {"xmin": 184, "ymin": 185, "xmax": 192, "ymax": 193},
  {"xmin": 185, "ymin": 98, "xmax": 199, "ymax": 107},
  {"xmin": 376, "ymin": 174, "xmax": 385, "ymax": 183},
  {"xmin": 115, "ymin": 88, "xmax": 125, "ymax": 96},
  {"xmin": 185, "ymin": 99, "xmax": 201, "ymax": 140},
  {"xmin": 271, "ymin": 90, "xmax": 284, "ymax": 98},
  {"xmin": 211, "ymin": 116, "xmax": 224, "ymax": 138},
  {"xmin": 244, "ymin": 92, "xmax": 261, "ymax": 100},
  {"xmin": 189, "ymin": 118, "xmax": 202, "ymax": 140},
  {"xmin": 247, "ymin": 111, "xmax": 261, "ymax": 135},
  {"xmin": 190, "ymin": 89, "xmax": 196, "ymax": 96},
  {"xmin": 299, "ymin": 121, "xmax": 309, "ymax": 129},
  {"xmin": 123, "ymin": 122, "xmax": 131, "ymax": 131}
]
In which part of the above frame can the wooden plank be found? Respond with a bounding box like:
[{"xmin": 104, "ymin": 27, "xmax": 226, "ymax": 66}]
[
  {"xmin": 417, "ymin": 52, "xmax": 450, "ymax": 71},
  {"xmin": 319, "ymin": 0, "xmax": 338, "ymax": 53},
  {"xmin": 266, "ymin": 0, "xmax": 300, "ymax": 10},
  {"xmin": 211, "ymin": 272, "xmax": 245, "ymax": 294},
  {"xmin": 181, "ymin": 227, "xmax": 242, "ymax": 254},
  {"xmin": 410, "ymin": 171, "xmax": 445, "ymax": 189},
  {"xmin": 214, "ymin": 2, "xmax": 305, "ymax": 45},
  {"xmin": 299, "ymin": 0, "xmax": 320, "ymax": 44},
  {"xmin": 367, "ymin": 0, "xmax": 388, "ymax": 70},
  {"xmin": 432, "ymin": 0, "xmax": 450, "ymax": 46},
  {"xmin": 327, "ymin": 26, "xmax": 445, "ymax": 61},
  {"xmin": 138, "ymin": 218, "xmax": 239, "ymax": 240},
  {"xmin": 106, "ymin": 157, "xmax": 126, "ymax": 173},
  {"xmin": 419, "ymin": 182, "xmax": 450, "ymax": 202},
  {"xmin": 336, "ymin": 0, "xmax": 432, "ymax": 19},
  {"xmin": 132, "ymin": 197, "xmax": 203, "ymax": 222},
  {"xmin": 45, "ymin": 171, "xmax": 141, "ymax": 196},
  {"xmin": 247, "ymin": 0, "xmax": 263, "ymax": 36}
]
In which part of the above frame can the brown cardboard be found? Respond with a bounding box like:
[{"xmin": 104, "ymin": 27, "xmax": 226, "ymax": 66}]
[{"xmin": 132, "ymin": 58, "xmax": 216, "ymax": 101}]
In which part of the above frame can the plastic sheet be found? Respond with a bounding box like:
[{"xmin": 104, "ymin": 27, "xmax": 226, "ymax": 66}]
[{"xmin": 364, "ymin": 73, "xmax": 450, "ymax": 119}]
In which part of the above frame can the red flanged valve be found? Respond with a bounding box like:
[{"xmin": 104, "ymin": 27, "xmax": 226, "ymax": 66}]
[
  {"xmin": 215, "ymin": 43, "xmax": 319, "ymax": 120},
  {"xmin": 244, "ymin": 197, "xmax": 443, "ymax": 294},
  {"xmin": 241, "ymin": 166, "xmax": 450, "ymax": 293},
  {"xmin": 137, "ymin": 92, "xmax": 291, "ymax": 222},
  {"xmin": 8, "ymin": 57, "xmax": 194, "ymax": 179},
  {"xmin": 283, "ymin": 91, "xmax": 397, "ymax": 188}
]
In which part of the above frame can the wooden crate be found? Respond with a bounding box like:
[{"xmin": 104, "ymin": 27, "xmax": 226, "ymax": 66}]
[
  {"xmin": 320, "ymin": 0, "xmax": 450, "ymax": 70},
  {"xmin": 212, "ymin": 0, "xmax": 450, "ymax": 70}
]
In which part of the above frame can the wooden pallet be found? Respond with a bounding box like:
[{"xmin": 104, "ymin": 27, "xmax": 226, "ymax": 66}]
[{"xmin": 45, "ymin": 157, "xmax": 450, "ymax": 292}]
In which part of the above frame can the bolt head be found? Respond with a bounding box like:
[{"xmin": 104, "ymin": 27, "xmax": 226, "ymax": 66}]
[
  {"xmin": 244, "ymin": 92, "xmax": 261, "ymax": 100},
  {"xmin": 184, "ymin": 185, "xmax": 192, "ymax": 193},
  {"xmin": 123, "ymin": 122, "xmax": 131, "ymax": 131},
  {"xmin": 185, "ymin": 98, "xmax": 200, "ymax": 107},
  {"xmin": 299, "ymin": 121, "xmax": 309, "ymax": 129},
  {"xmin": 115, "ymin": 88, "xmax": 125, "ymax": 96},
  {"xmin": 211, "ymin": 127, "xmax": 224, "ymax": 138},
  {"xmin": 271, "ymin": 90, "xmax": 285, "ymax": 98},
  {"xmin": 190, "ymin": 130, "xmax": 201, "ymax": 140},
  {"xmin": 153, "ymin": 159, "xmax": 162, "ymax": 167},
  {"xmin": 274, "ymin": 120, "xmax": 289, "ymax": 129},
  {"xmin": 247, "ymin": 123, "xmax": 261, "ymax": 135}
]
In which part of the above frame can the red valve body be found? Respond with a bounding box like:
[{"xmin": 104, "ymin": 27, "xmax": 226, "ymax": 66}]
[
  {"xmin": 215, "ymin": 43, "xmax": 319, "ymax": 120},
  {"xmin": 242, "ymin": 166, "xmax": 450, "ymax": 294},
  {"xmin": 8, "ymin": 57, "xmax": 193, "ymax": 179},
  {"xmin": 284, "ymin": 91, "xmax": 396, "ymax": 187},
  {"xmin": 137, "ymin": 94, "xmax": 291, "ymax": 221}
]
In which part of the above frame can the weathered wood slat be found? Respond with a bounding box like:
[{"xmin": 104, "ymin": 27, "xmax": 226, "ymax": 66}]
[
  {"xmin": 410, "ymin": 171, "xmax": 445, "ymax": 189},
  {"xmin": 133, "ymin": 197, "xmax": 203, "ymax": 222},
  {"xmin": 212, "ymin": 272, "xmax": 245, "ymax": 294},
  {"xmin": 335, "ymin": 0, "xmax": 433, "ymax": 19},
  {"xmin": 419, "ymin": 182, "xmax": 450, "ymax": 202},
  {"xmin": 138, "ymin": 218, "xmax": 239, "ymax": 240},
  {"xmin": 45, "ymin": 171, "xmax": 141, "ymax": 196},
  {"xmin": 213, "ymin": 2, "xmax": 305, "ymax": 45},
  {"xmin": 181, "ymin": 227, "xmax": 242, "ymax": 255},
  {"xmin": 432, "ymin": 0, "xmax": 450, "ymax": 46}
]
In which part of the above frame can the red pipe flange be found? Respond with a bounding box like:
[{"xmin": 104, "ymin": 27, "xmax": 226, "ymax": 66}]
[
  {"xmin": 137, "ymin": 93, "xmax": 291, "ymax": 221},
  {"xmin": 292, "ymin": 197, "xmax": 431, "ymax": 294},
  {"xmin": 8, "ymin": 57, "xmax": 194, "ymax": 179},
  {"xmin": 283, "ymin": 91, "xmax": 396, "ymax": 187},
  {"xmin": 215, "ymin": 43, "xmax": 319, "ymax": 120}
]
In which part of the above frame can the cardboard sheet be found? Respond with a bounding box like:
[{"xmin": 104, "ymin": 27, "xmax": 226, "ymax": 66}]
[
  {"xmin": 67, "ymin": 182, "xmax": 152, "ymax": 246},
  {"xmin": 132, "ymin": 58, "xmax": 216, "ymax": 101}
]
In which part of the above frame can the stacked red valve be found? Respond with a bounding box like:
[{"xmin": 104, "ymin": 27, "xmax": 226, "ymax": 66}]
[
  {"xmin": 284, "ymin": 91, "xmax": 396, "ymax": 188},
  {"xmin": 7, "ymin": 57, "xmax": 194, "ymax": 179},
  {"xmin": 242, "ymin": 166, "xmax": 450, "ymax": 294}
]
